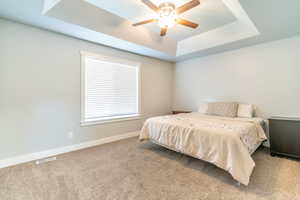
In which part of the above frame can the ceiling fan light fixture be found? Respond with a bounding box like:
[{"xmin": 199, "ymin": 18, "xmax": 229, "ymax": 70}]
[
  {"xmin": 133, "ymin": 0, "xmax": 200, "ymax": 36},
  {"xmin": 158, "ymin": 2, "xmax": 177, "ymax": 28},
  {"xmin": 158, "ymin": 12, "xmax": 177, "ymax": 28}
]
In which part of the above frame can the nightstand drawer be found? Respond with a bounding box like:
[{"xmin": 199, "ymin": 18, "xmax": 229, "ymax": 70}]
[{"xmin": 269, "ymin": 117, "xmax": 300, "ymax": 159}]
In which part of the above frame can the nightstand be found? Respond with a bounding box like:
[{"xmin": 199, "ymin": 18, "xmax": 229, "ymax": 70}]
[
  {"xmin": 269, "ymin": 117, "xmax": 300, "ymax": 159},
  {"xmin": 172, "ymin": 110, "xmax": 192, "ymax": 115}
]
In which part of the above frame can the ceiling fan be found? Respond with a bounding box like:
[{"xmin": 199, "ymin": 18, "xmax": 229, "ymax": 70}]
[{"xmin": 133, "ymin": 0, "xmax": 200, "ymax": 36}]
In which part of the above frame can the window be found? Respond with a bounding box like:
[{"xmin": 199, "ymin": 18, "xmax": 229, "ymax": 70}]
[{"xmin": 81, "ymin": 51, "xmax": 141, "ymax": 126}]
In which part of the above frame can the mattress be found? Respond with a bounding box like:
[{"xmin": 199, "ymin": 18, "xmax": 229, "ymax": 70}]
[{"xmin": 139, "ymin": 113, "xmax": 267, "ymax": 185}]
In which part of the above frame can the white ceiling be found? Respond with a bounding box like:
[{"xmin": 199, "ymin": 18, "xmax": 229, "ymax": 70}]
[
  {"xmin": 42, "ymin": 0, "xmax": 258, "ymax": 58},
  {"xmin": 1, "ymin": 0, "xmax": 300, "ymax": 62},
  {"xmin": 87, "ymin": 0, "xmax": 237, "ymax": 41}
]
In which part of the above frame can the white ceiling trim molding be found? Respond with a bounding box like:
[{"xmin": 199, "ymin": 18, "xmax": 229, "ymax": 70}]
[
  {"xmin": 176, "ymin": 0, "xmax": 260, "ymax": 56},
  {"xmin": 42, "ymin": 0, "xmax": 60, "ymax": 15}
]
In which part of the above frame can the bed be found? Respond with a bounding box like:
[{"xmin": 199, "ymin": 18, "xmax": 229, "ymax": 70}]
[{"xmin": 139, "ymin": 111, "xmax": 267, "ymax": 185}]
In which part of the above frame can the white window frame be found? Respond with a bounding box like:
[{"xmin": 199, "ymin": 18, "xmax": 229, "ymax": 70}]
[{"xmin": 80, "ymin": 51, "xmax": 142, "ymax": 126}]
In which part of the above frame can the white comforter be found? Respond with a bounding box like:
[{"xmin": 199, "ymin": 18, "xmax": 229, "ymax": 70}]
[{"xmin": 139, "ymin": 113, "xmax": 267, "ymax": 185}]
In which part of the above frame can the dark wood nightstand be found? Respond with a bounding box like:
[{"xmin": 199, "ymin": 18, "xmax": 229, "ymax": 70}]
[
  {"xmin": 172, "ymin": 111, "xmax": 192, "ymax": 115},
  {"xmin": 269, "ymin": 117, "xmax": 300, "ymax": 159}
]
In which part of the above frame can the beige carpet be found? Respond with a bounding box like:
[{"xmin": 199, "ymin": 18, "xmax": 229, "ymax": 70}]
[{"xmin": 1, "ymin": 137, "xmax": 300, "ymax": 200}]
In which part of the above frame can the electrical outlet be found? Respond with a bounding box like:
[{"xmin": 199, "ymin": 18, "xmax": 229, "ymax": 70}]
[{"xmin": 68, "ymin": 131, "xmax": 73, "ymax": 139}]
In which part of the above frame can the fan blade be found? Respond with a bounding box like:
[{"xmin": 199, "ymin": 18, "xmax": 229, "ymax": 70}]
[
  {"xmin": 133, "ymin": 19, "xmax": 157, "ymax": 26},
  {"xmin": 160, "ymin": 27, "xmax": 167, "ymax": 36},
  {"xmin": 176, "ymin": 0, "xmax": 200, "ymax": 14},
  {"xmin": 176, "ymin": 18, "xmax": 198, "ymax": 28},
  {"xmin": 141, "ymin": 0, "xmax": 159, "ymax": 12}
]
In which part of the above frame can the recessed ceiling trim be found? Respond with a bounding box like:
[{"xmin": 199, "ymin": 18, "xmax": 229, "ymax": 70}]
[
  {"xmin": 42, "ymin": 0, "xmax": 60, "ymax": 15},
  {"xmin": 176, "ymin": 0, "xmax": 260, "ymax": 56}
]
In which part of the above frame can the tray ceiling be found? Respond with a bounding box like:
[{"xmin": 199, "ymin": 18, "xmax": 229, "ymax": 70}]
[
  {"xmin": 1, "ymin": 0, "xmax": 300, "ymax": 61},
  {"xmin": 86, "ymin": 0, "xmax": 237, "ymax": 41}
]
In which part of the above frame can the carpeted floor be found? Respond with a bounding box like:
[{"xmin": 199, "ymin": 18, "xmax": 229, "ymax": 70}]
[{"xmin": 0, "ymin": 137, "xmax": 300, "ymax": 200}]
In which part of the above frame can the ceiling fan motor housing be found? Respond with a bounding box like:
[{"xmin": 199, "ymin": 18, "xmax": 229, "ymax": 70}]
[{"xmin": 158, "ymin": 2, "xmax": 176, "ymax": 10}]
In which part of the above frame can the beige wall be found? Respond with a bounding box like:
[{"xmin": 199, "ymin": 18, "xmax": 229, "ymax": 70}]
[
  {"xmin": 174, "ymin": 35, "xmax": 300, "ymax": 118},
  {"xmin": 0, "ymin": 19, "xmax": 174, "ymax": 160}
]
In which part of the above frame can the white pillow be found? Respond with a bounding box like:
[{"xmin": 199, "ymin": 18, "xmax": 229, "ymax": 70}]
[
  {"xmin": 237, "ymin": 104, "xmax": 254, "ymax": 118},
  {"xmin": 198, "ymin": 102, "xmax": 208, "ymax": 113}
]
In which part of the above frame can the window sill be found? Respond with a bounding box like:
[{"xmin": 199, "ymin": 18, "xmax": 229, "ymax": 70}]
[{"xmin": 80, "ymin": 114, "xmax": 143, "ymax": 127}]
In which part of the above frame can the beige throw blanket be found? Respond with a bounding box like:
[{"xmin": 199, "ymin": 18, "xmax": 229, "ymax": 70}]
[{"xmin": 139, "ymin": 113, "xmax": 267, "ymax": 185}]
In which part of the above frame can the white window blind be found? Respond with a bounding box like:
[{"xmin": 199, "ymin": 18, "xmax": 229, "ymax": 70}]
[{"xmin": 81, "ymin": 52, "xmax": 140, "ymax": 124}]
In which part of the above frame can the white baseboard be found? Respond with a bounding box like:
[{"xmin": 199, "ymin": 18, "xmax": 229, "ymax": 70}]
[{"xmin": 0, "ymin": 131, "xmax": 140, "ymax": 169}]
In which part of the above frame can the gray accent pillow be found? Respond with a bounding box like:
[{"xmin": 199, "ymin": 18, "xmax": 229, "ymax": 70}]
[{"xmin": 207, "ymin": 102, "xmax": 238, "ymax": 117}]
